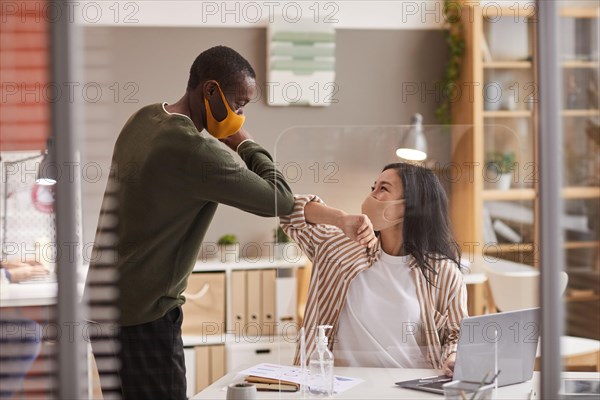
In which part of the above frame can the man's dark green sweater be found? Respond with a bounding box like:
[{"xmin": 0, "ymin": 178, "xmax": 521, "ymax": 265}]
[{"xmin": 88, "ymin": 103, "xmax": 294, "ymax": 326}]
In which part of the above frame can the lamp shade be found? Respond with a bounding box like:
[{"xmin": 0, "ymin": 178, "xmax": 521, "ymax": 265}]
[
  {"xmin": 37, "ymin": 139, "xmax": 57, "ymax": 185},
  {"xmin": 396, "ymin": 113, "xmax": 428, "ymax": 161}
]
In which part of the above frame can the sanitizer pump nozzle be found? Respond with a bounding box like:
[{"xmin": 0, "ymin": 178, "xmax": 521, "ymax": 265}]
[
  {"xmin": 309, "ymin": 325, "xmax": 334, "ymax": 396},
  {"xmin": 316, "ymin": 325, "xmax": 332, "ymax": 351}
]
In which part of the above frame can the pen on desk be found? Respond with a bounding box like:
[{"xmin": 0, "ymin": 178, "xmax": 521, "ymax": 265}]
[
  {"xmin": 418, "ymin": 375, "xmax": 443, "ymax": 381},
  {"xmin": 487, "ymin": 370, "xmax": 501, "ymax": 385}
]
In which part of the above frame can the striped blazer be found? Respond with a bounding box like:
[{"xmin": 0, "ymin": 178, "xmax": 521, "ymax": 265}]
[{"xmin": 280, "ymin": 195, "xmax": 469, "ymax": 369}]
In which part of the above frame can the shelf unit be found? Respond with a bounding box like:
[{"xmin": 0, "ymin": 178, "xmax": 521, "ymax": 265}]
[
  {"xmin": 451, "ymin": 4, "xmax": 599, "ymax": 340},
  {"xmin": 450, "ymin": 2, "xmax": 540, "ymax": 270}
]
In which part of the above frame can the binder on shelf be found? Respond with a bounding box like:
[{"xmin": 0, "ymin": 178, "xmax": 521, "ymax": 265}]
[
  {"xmin": 194, "ymin": 345, "xmax": 226, "ymax": 393},
  {"xmin": 230, "ymin": 270, "xmax": 247, "ymax": 334},
  {"xmin": 261, "ymin": 269, "xmax": 277, "ymax": 336},
  {"xmin": 195, "ymin": 346, "xmax": 210, "ymax": 392},
  {"xmin": 275, "ymin": 268, "xmax": 297, "ymax": 335},
  {"xmin": 210, "ymin": 345, "xmax": 225, "ymax": 383},
  {"xmin": 246, "ymin": 270, "xmax": 262, "ymax": 335}
]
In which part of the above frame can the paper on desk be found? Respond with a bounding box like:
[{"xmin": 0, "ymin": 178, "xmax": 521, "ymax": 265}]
[{"xmin": 238, "ymin": 363, "xmax": 364, "ymax": 394}]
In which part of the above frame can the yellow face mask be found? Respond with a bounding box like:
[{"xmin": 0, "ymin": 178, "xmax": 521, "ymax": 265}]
[{"xmin": 203, "ymin": 82, "xmax": 245, "ymax": 139}]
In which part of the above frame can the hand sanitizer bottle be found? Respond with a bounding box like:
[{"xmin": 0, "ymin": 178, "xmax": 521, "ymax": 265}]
[{"xmin": 308, "ymin": 325, "xmax": 334, "ymax": 396}]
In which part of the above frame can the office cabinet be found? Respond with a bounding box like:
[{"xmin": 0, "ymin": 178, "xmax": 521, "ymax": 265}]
[
  {"xmin": 182, "ymin": 344, "xmax": 227, "ymax": 394},
  {"xmin": 182, "ymin": 258, "xmax": 307, "ymax": 396}
]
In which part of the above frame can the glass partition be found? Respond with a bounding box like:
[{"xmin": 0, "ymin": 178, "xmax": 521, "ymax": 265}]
[
  {"xmin": 226, "ymin": 123, "xmax": 545, "ymax": 398},
  {"xmin": 558, "ymin": 2, "xmax": 600, "ymax": 395}
]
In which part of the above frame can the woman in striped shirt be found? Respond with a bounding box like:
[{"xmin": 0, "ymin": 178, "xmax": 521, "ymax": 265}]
[{"xmin": 280, "ymin": 162, "xmax": 468, "ymax": 376}]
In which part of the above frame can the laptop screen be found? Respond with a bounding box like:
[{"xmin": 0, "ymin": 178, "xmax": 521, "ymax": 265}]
[{"xmin": 453, "ymin": 308, "xmax": 540, "ymax": 387}]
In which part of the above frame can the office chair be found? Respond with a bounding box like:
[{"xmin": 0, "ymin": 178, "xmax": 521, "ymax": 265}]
[{"xmin": 480, "ymin": 260, "xmax": 568, "ymax": 312}]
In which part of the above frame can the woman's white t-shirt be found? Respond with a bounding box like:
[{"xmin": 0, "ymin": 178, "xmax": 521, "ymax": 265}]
[{"xmin": 333, "ymin": 251, "xmax": 431, "ymax": 368}]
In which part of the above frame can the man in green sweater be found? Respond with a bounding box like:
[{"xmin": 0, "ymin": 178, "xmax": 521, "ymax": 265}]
[{"xmin": 88, "ymin": 46, "xmax": 294, "ymax": 399}]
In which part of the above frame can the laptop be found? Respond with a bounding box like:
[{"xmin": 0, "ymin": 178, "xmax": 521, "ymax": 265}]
[{"xmin": 396, "ymin": 308, "xmax": 540, "ymax": 395}]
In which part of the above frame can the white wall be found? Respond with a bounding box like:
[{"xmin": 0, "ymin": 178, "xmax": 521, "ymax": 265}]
[{"xmin": 75, "ymin": 1, "xmax": 447, "ymax": 29}]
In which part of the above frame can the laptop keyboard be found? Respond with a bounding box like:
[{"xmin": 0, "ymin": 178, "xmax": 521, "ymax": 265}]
[{"xmin": 419, "ymin": 378, "xmax": 452, "ymax": 391}]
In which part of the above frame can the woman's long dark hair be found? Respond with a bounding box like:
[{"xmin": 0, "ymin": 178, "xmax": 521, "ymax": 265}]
[{"xmin": 383, "ymin": 163, "xmax": 462, "ymax": 286}]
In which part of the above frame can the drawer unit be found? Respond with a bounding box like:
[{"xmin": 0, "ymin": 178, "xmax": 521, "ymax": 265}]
[{"xmin": 226, "ymin": 336, "xmax": 296, "ymax": 373}]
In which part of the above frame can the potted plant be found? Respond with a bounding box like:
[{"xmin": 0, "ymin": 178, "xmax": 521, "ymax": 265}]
[
  {"xmin": 217, "ymin": 234, "xmax": 239, "ymax": 263},
  {"xmin": 273, "ymin": 227, "xmax": 297, "ymax": 260},
  {"xmin": 435, "ymin": 0, "xmax": 466, "ymax": 125},
  {"xmin": 485, "ymin": 151, "xmax": 516, "ymax": 190}
]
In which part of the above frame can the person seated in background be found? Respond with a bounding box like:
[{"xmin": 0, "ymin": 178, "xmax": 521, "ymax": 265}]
[
  {"xmin": 0, "ymin": 260, "xmax": 49, "ymax": 284},
  {"xmin": 280, "ymin": 163, "xmax": 468, "ymax": 376}
]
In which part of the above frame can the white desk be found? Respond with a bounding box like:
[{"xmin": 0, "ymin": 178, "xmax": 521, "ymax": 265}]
[
  {"xmin": 0, "ymin": 264, "xmax": 88, "ymax": 308},
  {"xmin": 193, "ymin": 367, "xmax": 599, "ymax": 399},
  {"xmin": 0, "ymin": 281, "xmax": 86, "ymax": 308}
]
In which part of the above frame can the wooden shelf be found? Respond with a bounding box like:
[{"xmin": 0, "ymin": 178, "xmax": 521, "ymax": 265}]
[
  {"xmin": 482, "ymin": 242, "xmax": 599, "ymax": 254},
  {"xmin": 482, "ymin": 187, "xmax": 599, "ymax": 200},
  {"xmin": 562, "ymin": 187, "xmax": 600, "ymax": 199},
  {"xmin": 562, "ymin": 61, "xmax": 600, "ymax": 69},
  {"xmin": 559, "ymin": 8, "xmax": 599, "ymax": 18},
  {"xmin": 483, "ymin": 110, "xmax": 533, "ymax": 118},
  {"xmin": 484, "ymin": 243, "xmax": 535, "ymax": 254},
  {"xmin": 565, "ymin": 293, "xmax": 600, "ymax": 303},
  {"xmin": 565, "ymin": 241, "xmax": 600, "ymax": 250},
  {"xmin": 483, "ymin": 188, "xmax": 536, "ymax": 201},
  {"xmin": 562, "ymin": 110, "xmax": 600, "ymax": 117},
  {"xmin": 483, "ymin": 6, "xmax": 536, "ymax": 19},
  {"xmin": 484, "ymin": 61, "xmax": 533, "ymax": 69}
]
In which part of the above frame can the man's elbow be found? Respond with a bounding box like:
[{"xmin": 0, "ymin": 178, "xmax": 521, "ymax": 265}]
[{"xmin": 275, "ymin": 193, "xmax": 295, "ymax": 216}]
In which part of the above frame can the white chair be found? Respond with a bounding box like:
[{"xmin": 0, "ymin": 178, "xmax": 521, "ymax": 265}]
[
  {"xmin": 478, "ymin": 257, "xmax": 599, "ymax": 372},
  {"xmin": 479, "ymin": 258, "xmax": 568, "ymax": 312}
]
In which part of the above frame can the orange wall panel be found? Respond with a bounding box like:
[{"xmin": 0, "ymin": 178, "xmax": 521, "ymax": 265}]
[{"xmin": 1, "ymin": 0, "xmax": 50, "ymax": 151}]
